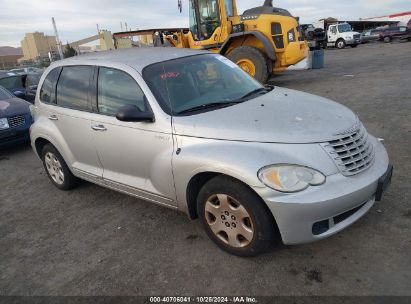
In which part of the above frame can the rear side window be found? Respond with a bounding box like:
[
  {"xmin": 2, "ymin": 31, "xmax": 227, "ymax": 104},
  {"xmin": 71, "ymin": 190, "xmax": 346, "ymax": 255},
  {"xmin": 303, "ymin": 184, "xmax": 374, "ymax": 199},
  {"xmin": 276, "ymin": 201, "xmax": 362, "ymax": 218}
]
[
  {"xmin": 40, "ymin": 68, "xmax": 60, "ymax": 104},
  {"xmin": 56, "ymin": 66, "xmax": 92, "ymax": 111},
  {"xmin": 97, "ymin": 67, "xmax": 147, "ymax": 116},
  {"xmin": 0, "ymin": 76, "xmax": 24, "ymax": 90}
]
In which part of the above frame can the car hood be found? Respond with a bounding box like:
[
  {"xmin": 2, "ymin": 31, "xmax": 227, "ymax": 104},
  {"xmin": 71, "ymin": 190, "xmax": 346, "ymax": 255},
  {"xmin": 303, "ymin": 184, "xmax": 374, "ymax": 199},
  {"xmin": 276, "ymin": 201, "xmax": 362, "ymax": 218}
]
[
  {"xmin": 172, "ymin": 87, "xmax": 359, "ymax": 144},
  {"xmin": 0, "ymin": 97, "xmax": 30, "ymax": 117}
]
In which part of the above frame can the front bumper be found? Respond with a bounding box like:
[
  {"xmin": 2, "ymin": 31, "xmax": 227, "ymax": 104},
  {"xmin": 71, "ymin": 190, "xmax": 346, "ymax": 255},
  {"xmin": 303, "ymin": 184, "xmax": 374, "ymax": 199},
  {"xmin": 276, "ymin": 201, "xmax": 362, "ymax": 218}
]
[
  {"xmin": 0, "ymin": 114, "xmax": 32, "ymax": 148},
  {"xmin": 253, "ymin": 137, "xmax": 390, "ymax": 245},
  {"xmin": 346, "ymin": 38, "xmax": 361, "ymax": 45},
  {"xmin": 0, "ymin": 128, "xmax": 30, "ymax": 147}
]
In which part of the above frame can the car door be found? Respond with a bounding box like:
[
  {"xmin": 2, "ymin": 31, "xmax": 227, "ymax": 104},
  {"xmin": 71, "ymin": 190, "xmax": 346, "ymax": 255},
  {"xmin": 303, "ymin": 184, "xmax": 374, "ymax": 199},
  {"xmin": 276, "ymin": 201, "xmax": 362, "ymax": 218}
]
[
  {"xmin": 396, "ymin": 27, "xmax": 407, "ymax": 38},
  {"xmin": 328, "ymin": 25, "xmax": 338, "ymax": 43},
  {"xmin": 89, "ymin": 65, "xmax": 176, "ymax": 206},
  {"xmin": 43, "ymin": 65, "xmax": 103, "ymax": 179}
]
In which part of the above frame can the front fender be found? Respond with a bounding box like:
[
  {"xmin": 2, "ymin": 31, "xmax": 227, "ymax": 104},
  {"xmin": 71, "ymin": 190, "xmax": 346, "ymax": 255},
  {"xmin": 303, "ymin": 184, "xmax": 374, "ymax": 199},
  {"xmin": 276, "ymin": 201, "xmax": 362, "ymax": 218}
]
[
  {"xmin": 220, "ymin": 31, "xmax": 276, "ymax": 61},
  {"xmin": 172, "ymin": 135, "xmax": 338, "ymax": 213}
]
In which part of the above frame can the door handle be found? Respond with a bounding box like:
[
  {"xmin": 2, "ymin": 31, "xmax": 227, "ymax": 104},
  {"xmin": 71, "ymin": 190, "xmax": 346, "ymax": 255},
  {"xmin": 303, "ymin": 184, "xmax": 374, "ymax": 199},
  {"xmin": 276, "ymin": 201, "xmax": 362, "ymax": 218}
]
[
  {"xmin": 91, "ymin": 124, "xmax": 107, "ymax": 131},
  {"xmin": 48, "ymin": 114, "xmax": 58, "ymax": 121}
]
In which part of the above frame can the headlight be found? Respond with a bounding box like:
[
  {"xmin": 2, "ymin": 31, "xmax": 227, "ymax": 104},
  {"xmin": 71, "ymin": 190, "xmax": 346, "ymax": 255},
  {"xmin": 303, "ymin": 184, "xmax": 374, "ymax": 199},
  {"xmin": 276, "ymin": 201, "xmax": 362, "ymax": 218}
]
[
  {"xmin": 258, "ymin": 164, "xmax": 325, "ymax": 193},
  {"xmin": 0, "ymin": 118, "xmax": 10, "ymax": 130}
]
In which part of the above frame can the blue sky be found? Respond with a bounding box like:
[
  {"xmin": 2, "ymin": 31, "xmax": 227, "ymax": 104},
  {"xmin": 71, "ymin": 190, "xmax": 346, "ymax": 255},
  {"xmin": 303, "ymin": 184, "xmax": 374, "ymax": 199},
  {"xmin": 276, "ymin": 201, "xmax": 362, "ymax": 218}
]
[{"xmin": 0, "ymin": 0, "xmax": 410, "ymax": 47}]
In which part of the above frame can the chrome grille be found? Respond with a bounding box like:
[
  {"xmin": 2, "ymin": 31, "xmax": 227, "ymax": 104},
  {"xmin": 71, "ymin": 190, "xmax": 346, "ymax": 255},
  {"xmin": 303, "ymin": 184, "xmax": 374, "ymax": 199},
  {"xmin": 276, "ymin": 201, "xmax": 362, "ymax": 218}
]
[
  {"xmin": 7, "ymin": 115, "xmax": 26, "ymax": 128},
  {"xmin": 354, "ymin": 34, "xmax": 360, "ymax": 39},
  {"xmin": 321, "ymin": 124, "xmax": 375, "ymax": 176}
]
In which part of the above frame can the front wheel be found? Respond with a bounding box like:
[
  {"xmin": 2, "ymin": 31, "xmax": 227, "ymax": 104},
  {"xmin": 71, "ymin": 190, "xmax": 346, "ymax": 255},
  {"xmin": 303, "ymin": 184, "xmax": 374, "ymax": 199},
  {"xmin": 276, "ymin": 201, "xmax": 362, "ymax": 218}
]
[
  {"xmin": 384, "ymin": 36, "xmax": 391, "ymax": 43},
  {"xmin": 336, "ymin": 39, "xmax": 346, "ymax": 49},
  {"xmin": 197, "ymin": 176, "xmax": 279, "ymax": 256},
  {"xmin": 226, "ymin": 46, "xmax": 270, "ymax": 83}
]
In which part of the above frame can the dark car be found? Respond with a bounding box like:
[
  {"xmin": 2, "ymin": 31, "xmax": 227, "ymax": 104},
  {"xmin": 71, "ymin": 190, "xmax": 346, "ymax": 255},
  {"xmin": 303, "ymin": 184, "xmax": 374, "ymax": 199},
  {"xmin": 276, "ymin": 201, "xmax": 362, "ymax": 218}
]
[
  {"xmin": 361, "ymin": 29, "xmax": 381, "ymax": 43},
  {"xmin": 0, "ymin": 72, "xmax": 42, "ymax": 103},
  {"xmin": 379, "ymin": 26, "xmax": 411, "ymax": 43},
  {"xmin": 0, "ymin": 85, "xmax": 33, "ymax": 147}
]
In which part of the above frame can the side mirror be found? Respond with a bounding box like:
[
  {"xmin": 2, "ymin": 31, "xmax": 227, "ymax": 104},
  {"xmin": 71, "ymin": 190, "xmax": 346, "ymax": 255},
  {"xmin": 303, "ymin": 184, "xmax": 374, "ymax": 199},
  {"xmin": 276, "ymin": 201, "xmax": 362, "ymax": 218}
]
[
  {"xmin": 13, "ymin": 90, "xmax": 26, "ymax": 99},
  {"xmin": 116, "ymin": 105, "xmax": 155, "ymax": 122}
]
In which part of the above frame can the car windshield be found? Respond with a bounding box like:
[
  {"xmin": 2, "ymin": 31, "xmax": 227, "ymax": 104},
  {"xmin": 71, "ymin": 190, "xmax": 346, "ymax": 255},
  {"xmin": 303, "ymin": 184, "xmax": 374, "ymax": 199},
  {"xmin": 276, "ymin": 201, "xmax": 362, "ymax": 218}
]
[
  {"xmin": 338, "ymin": 24, "xmax": 352, "ymax": 33},
  {"xmin": 0, "ymin": 86, "xmax": 13, "ymax": 100},
  {"xmin": 143, "ymin": 54, "xmax": 265, "ymax": 116}
]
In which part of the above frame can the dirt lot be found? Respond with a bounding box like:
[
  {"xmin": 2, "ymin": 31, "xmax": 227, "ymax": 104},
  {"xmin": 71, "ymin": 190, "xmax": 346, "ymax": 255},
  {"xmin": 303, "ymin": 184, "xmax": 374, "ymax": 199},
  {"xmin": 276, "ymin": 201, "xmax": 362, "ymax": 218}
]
[{"xmin": 0, "ymin": 42, "xmax": 410, "ymax": 296}]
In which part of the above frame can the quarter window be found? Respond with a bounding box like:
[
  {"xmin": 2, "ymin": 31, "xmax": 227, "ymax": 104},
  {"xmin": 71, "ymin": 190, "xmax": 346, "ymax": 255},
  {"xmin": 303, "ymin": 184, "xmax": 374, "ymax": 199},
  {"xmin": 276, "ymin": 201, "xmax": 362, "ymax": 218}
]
[
  {"xmin": 56, "ymin": 66, "xmax": 92, "ymax": 111},
  {"xmin": 97, "ymin": 67, "xmax": 147, "ymax": 116},
  {"xmin": 40, "ymin": 68, "xmax": 61, "ymax": 104}
]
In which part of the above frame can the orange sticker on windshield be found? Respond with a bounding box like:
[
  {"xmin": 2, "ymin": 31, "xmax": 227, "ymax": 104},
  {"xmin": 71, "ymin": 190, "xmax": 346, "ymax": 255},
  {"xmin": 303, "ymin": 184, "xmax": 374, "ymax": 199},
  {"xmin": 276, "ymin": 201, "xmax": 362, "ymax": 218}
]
[{"xmin": 160, "ymin": 72, "xmax": 180, "ymax": 79}]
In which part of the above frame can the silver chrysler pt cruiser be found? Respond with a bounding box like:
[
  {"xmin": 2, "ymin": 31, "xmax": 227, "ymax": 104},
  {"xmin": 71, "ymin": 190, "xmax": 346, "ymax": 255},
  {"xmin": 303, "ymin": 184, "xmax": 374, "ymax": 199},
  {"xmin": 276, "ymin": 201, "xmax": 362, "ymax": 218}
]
[{"xmin": 30, "ymin": 48, "xmax": 392, "ymax": 256}]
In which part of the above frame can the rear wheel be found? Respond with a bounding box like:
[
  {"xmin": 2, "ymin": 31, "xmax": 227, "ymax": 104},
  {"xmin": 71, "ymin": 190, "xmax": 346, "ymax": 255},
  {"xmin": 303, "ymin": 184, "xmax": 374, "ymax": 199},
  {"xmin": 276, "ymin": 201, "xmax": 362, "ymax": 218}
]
[
  {"xmin": 336, "ymin": 39, "xmax": 346, "ymax": 49},
  {"xmin": 351, "ymin": 44, "xmax": 358, "ymax": 48},
  {"xmin": 197, "ymin": 175, "xmax": 279, "ymax": 256},
  {"xmin": 226, "ymin": 46, "xmax": 270, "ymax": 83},
  {"xmin": 41, "ymin": 144, "xmax": 78, "ymax": 190}
]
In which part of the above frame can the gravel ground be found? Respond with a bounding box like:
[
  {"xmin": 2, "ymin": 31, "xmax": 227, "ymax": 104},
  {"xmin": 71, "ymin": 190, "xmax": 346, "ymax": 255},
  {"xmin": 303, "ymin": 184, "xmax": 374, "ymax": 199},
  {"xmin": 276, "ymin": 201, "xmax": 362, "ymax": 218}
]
[{"xmin": 0, "ymin": 42, "xmax": 410, "ymax": 296}]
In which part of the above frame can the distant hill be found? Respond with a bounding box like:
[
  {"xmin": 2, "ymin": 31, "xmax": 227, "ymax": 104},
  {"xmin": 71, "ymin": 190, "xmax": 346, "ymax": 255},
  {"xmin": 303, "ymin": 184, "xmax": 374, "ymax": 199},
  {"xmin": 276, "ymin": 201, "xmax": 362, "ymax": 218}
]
[{"xmin": 0, "ymin": 46, "xmax": 23, "ymax": 56}]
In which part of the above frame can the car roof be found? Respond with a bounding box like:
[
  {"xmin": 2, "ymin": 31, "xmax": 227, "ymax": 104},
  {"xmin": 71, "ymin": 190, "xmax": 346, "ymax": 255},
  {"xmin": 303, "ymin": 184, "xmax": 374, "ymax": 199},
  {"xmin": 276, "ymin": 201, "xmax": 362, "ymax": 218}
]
[{"xmin": 54, "ymin": 47, "xmax": 209, "ymax": 73}]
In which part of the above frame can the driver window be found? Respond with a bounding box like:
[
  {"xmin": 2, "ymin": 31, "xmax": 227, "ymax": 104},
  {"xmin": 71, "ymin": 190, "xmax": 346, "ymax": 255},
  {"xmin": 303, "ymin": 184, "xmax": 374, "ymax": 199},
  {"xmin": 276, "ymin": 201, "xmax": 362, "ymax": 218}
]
[
  {"xmin": 330, "ymin": 26, "xmax": 337, "ymax": 34},
  {"xmin": 97, "ymin": 67, "xmax": 147, "ymax": 116}
]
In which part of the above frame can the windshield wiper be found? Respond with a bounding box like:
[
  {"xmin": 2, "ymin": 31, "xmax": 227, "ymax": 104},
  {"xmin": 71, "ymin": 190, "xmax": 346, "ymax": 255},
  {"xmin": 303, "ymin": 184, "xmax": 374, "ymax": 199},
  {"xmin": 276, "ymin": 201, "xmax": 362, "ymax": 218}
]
[
  {"xmin": 177, "ymin": 101, "xmax": 242, "ymax": 115},
  {"xmin": 239, "ymin": 85, "xmax": 274, "ymax": 100}
]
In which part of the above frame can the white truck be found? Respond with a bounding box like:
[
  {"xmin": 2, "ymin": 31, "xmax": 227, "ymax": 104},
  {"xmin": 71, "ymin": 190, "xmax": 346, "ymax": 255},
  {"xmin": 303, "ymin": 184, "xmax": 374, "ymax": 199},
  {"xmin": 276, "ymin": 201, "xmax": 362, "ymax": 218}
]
[{"xmin": 314, "ymin": 20, "xmax": 361, "ymax": 49}]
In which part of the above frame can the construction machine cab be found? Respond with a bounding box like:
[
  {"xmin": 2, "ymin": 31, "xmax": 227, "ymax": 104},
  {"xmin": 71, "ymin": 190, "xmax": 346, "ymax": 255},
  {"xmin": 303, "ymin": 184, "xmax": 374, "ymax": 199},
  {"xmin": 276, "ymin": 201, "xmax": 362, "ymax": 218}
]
[
  {"xmin": 188, "ymin": 0, "xmax": 237, "ymax": 43},
  {"xmin": 168, "ymin": 0, "xmax": 307, "ymax": 83}
]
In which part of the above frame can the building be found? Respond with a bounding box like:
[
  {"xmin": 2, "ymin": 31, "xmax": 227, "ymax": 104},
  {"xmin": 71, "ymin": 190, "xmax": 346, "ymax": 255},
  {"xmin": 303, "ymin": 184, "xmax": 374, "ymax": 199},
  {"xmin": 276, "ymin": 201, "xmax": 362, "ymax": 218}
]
[
  {"xmin": 361, "ymin": 11, "xmax": 411, "ymax": 26},
  {"xmin": 19, "ymin": 32, "xmax": 58, "ymax": 63},
  {"xmin": 0, "ymin": 47, "xmax": 23, "ymax": 69}
]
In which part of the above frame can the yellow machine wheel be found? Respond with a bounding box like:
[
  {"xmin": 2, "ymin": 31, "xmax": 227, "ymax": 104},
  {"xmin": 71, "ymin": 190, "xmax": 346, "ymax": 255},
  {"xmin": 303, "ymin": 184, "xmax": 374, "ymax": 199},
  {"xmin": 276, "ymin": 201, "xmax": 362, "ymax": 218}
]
[
  {"xmin": 236, "ymin": 59, "xmax": 256, "ymax": 77},
  {"xmin": 226, "ymin": 46, "xmax": 270, "ymax": 83}
]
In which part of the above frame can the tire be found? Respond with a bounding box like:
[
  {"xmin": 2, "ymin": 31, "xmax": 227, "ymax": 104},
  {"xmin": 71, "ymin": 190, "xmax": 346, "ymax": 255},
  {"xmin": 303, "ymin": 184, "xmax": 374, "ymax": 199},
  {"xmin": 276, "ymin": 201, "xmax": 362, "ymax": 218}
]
[
  {"xmin": 41, "ymin": 143, "xmax": 78, "ymax": 190},
  {"xmin": 197, "ymin": 175, "xmax": 279, "ymax": 257},
  {"xmin": 384, "ymin": 36, "xmax": 391, "ymax": 43},
  {"xmin": 351, "ymin": 44, "xmax": 358, "ymax": 48},
  {"xmin": 226, "ymin": 46, "xmax": 270, "ymax": 83},
  {"xmin": 335, "ymin": 39, "xmax": 346, "ymax": 49}
]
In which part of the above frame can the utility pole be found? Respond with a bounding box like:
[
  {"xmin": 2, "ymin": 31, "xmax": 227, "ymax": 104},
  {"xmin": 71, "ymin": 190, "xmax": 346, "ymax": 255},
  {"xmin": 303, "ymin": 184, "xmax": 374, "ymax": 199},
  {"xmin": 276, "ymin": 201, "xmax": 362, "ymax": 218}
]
[
  {"xmin": 120, "ymin": 22, "xmax": 124, "ymax": 32},
  {"xmin": 52, "ymin": 17, "xmax": 64, "ymax": 60}
]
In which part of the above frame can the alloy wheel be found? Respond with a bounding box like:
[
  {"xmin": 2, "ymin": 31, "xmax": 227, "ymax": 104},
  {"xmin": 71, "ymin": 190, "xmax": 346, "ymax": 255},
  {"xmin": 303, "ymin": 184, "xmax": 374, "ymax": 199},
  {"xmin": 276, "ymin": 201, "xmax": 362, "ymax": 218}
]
[{"xmin": 45, "ymin": 152, "xmax": 64, "ymax": 185}]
